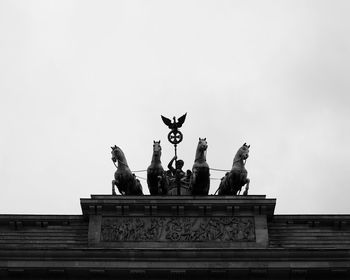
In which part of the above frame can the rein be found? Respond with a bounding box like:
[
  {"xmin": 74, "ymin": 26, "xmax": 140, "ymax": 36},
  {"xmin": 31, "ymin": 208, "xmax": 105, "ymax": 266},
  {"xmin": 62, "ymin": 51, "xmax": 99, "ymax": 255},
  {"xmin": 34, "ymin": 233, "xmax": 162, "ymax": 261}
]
[
  {"xmin": 113, "ymin": 159, "xmax": 147, "ymax": 173},
  {"xmin": 112, "ymin": 159, "xmax": 129, "ymax": 169}
]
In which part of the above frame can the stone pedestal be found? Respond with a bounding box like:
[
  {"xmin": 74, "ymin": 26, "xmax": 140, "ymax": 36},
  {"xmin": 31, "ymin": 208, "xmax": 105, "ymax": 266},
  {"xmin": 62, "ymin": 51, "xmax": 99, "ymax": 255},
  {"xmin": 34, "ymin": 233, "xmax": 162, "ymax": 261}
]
[{"xmin": 80, "ymin": 195, "xmax": 276, "ymax": 249}]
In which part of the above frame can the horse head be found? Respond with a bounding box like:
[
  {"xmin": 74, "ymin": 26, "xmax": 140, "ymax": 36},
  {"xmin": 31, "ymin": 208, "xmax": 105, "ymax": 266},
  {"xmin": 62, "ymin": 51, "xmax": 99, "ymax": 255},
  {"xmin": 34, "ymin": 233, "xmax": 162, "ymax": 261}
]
[
  {"xmin": 233, "ymin": 143, "xmax": 250, "ymax": 166},
  {"xmin": 111, "ymin": 145, "xmax": 127, "ymax": 165},
  {"xmin": 153, "ymin": 140, "xmax": 162, "ymax": 156},
  {"xmin": 195, "ymin": 137, "xmax": 208, "ymax": 163},
  {"xmin": 198, "ymin": 137, "xmax": 208, "ymax": 152}
]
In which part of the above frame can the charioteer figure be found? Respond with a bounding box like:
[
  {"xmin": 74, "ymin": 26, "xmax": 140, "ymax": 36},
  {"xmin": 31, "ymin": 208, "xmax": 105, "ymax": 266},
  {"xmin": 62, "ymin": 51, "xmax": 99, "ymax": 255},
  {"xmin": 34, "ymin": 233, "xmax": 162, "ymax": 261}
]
[
  {"xmin": 167, "ymin": 155, "xmax": 185, "ymax": 178},
  {"xmin": 166, "ymin": 156, "xmax": 191, "ymax": 195}
]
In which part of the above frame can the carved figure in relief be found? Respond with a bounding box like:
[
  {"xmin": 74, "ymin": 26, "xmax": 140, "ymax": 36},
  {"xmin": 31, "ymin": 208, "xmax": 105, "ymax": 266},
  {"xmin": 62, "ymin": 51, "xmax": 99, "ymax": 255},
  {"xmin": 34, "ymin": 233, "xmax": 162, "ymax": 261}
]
[
  {"xmin": 190, "ymin": 138, "xmax": 210, "ymax": 195},
  {"xmin": 111, "ymin": 145, "xmax": 143, "ymax": 196},
  {"xmin": 101, "ymin": 217, "xmax": 255, "ymax": 242},
  {"xmin": 147, "ymin": 141, "xmax": 168, "ymax": 195},
  {"xmin": 217, "ymin": 143, "xmax": 250, "ymax": 196}
]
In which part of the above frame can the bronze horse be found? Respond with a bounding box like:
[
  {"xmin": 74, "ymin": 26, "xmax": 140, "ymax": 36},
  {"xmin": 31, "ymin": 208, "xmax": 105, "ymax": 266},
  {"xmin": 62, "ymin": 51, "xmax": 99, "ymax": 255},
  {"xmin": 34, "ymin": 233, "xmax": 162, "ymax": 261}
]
[
  {"xmin": 217, "ymin": 143, "xmax": 250, "ymax": 196},
  {"xmin": 147, "ymin": 141, "xmax": 168, "ymax": 195},
  {"xmin": 111, "ymin": 145, "xmax": 143, "ymax": 195},
  {"xmin": 190, "ymin": 138, "xmax": 210, "ymax": 195}
]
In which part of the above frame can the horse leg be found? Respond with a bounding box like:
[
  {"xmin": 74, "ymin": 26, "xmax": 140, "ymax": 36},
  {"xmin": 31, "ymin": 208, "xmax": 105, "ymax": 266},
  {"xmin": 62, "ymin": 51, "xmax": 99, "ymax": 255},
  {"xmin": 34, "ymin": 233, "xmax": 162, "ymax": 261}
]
[
  {"xmin": 232, "ymin": 186, "xmax": 240, "ymax": 196},
  {"xmin": 157, "ymin": 174, "xmax": 167, "ymax": 195},
  {"xmin": 162, "ymin": 174, "xmax": 169, "ymax": 195},
  {"xmin": 243, "ymin": 178, "xmax": 250, "ymax": 196},
  {"xmin": 190, "ymin": 170, "xmax": 197, "ymax": 194},
  {"xmin": 153, "ymin": 175, "xmax": 160, "ymax": 195},
  {"xmin": 112, "ymin": 180, "xmax": 117, "ymax": 195},
  {"xmin": 135, "ymin": 178, "xmax": 143, "ymax": 195}
]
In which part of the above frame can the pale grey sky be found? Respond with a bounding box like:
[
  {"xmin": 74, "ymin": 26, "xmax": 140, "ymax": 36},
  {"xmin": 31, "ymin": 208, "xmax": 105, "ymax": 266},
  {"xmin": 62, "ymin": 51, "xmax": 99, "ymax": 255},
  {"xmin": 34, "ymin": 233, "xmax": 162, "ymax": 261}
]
[{"xmin": 1, "ymin": 0, "xmax": 349, "ymax": 214}]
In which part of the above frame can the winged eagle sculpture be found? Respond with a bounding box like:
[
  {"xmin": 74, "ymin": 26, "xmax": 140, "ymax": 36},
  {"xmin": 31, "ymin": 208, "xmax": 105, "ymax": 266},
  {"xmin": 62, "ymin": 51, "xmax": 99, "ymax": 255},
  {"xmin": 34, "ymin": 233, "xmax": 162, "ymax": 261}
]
[{"xmin": 161, "ymin": 113, "xmax": 187, "ymax": 131}]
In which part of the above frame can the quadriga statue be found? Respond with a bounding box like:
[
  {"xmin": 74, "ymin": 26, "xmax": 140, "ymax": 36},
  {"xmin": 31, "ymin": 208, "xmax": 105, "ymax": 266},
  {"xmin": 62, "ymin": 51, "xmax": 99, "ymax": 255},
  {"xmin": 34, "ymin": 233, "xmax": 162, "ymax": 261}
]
[
  {"xmin": 217, "ymin": 143, "xmax": 250, "ymax": 196},
  {"xmin": 147, "ymin": 141, "xmax": 168, "ymax": 195},
  {"xmin": 111, "ymin": 145, "xmax": 143, "ymax": 195}
]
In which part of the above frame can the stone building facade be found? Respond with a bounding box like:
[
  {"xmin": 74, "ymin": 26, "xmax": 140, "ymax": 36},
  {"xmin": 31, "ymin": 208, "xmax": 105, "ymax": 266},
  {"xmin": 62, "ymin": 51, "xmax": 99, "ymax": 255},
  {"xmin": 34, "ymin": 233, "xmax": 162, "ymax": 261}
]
[{"xmin": 0, "ymin": 195, "xmax": 349, "ymax": 279}]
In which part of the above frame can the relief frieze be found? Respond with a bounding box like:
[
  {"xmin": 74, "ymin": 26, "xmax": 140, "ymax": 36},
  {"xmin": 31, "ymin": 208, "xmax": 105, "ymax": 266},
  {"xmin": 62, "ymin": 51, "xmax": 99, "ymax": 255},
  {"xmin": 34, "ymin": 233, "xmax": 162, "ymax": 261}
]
[{"xmin": 101, "ymin": 217, "xmax": 255, "ymax": 242}]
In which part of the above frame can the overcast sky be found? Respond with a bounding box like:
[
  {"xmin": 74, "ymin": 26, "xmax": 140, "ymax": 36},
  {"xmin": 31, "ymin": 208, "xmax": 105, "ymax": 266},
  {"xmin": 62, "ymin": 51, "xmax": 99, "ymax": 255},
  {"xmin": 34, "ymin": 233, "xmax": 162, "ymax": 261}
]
[{"xmin": 1, "ymin": 0, "xmax": 350, "ymax": 215}]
